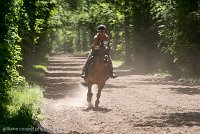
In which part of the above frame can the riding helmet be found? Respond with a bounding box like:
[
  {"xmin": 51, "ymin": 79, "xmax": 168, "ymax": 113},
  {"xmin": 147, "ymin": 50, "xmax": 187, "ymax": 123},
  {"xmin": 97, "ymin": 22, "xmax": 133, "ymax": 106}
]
[{"xmin": 97, "ymin": 25, "xmax": 106, "ymax": 31}]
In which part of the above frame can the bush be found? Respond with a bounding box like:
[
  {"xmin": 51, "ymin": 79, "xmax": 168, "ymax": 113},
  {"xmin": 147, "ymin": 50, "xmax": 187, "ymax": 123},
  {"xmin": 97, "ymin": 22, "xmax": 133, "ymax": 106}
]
[
  {"xmin": 26, "ymin": 65, "xmax": 47, "ymax": 85},
  {"xmin": 1, "ymin": 86, "xmax": 43, "ymax": 134}
]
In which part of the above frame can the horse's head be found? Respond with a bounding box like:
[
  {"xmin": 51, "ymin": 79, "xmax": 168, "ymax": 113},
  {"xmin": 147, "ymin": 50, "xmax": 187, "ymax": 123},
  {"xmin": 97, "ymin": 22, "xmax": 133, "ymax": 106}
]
[{"xmin": 97, "ymin": 41, "xmax": 110, "ymax": 64}]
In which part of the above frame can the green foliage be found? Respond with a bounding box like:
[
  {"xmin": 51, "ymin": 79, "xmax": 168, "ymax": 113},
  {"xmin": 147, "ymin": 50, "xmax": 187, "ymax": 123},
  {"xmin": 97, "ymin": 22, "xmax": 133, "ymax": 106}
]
[
  {"xmin": 7, "ymin": 86, "xmax": 43, "ymax": 119},
  {"xmin": 9, "ymin": 104, "xmax": 34, "ymax": 128},
  {"xmin": 1, "ymin": 0, "xmax": 200, "ymax": 79},
  {"xmin": 0, "ymin": 0, "xmax": 48, "ymax": 131},
  {"xmin": 48, "ymin": 0, "xmax": 125, "ymax": 54},
  {"xmin": 25, "ymin": 65, "xmax": 47, "ymax": 85},
  {"xmin": 18, "ymin": 0, "xmax": 55, "ymax": 77},
  {"xmin": 112, "ymin": 60, "xmax": 124, "ymax": 67},
  {"xmin": 151, "ymin": 0, "xmax": 200, "ymax": 76},
  {"xmin": 156, "ymin": 69, "xmax": 172, "ymax": 78},
  {"xmin": 0, "ymin": 0, "xmax": 23, "ymax": 105},
  {"xmin": 0, "ymin": 86, "xmax": 43, "ymax": 132},
  {"xmin": 34, "ymin": 65, "xmax": 47, "ymax": 72}
]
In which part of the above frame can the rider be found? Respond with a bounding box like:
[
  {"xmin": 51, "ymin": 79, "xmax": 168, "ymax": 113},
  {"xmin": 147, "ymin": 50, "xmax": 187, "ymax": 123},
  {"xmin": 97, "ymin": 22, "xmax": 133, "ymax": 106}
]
[{"xmin": 81, "ymin": 24, "xmax": 118, "ymax": 79}]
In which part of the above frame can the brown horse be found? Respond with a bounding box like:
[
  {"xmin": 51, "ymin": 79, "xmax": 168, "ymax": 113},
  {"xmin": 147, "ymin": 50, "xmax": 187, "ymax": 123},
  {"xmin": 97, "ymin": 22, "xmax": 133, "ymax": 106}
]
[{"xmin": 83, "ymin": 45, "xmax": 110, "ymax": 108}]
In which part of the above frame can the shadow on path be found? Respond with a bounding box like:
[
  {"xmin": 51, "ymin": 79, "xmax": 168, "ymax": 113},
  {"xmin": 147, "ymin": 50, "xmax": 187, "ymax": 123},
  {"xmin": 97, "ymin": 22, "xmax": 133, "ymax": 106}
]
[
  {"xmin": 46, "ymin": 72, "xmax": 81, "ymax": 77},
  {"xmin": 44, "ymin": 83, "xmax": 80, "ymax": 99},
  {"xmin": 83, "ymin": 107, "xmax": 112, "ymax": 113},
  {"xmin": 134, "ymin": 112, "xmax": 200, "ymax": 127},
  {"xmin": 92, "ymin": 107, "xmax": 112, "ymax": 113},
  {"xmin": 170, "ymin": 87, "xmax": 200, "ymax": 95}
]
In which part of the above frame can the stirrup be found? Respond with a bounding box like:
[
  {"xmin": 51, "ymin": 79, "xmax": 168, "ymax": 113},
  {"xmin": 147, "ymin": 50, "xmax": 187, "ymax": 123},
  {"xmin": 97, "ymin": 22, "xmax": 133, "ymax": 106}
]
[
  {"xmin": 111, "ymin": 73, "xmax": 118, "ymax": 79},
  {"xmin": 81, "ymin": 74, "xmax": 87, "ymax": 78}
]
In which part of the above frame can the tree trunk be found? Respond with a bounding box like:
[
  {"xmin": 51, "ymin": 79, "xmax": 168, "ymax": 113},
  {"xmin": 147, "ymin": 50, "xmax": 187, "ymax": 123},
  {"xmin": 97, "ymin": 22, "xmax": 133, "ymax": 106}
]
[
  {"xmin": 112, "ymin": 29, "xmax": 119, "ymax": 51},
  {"xmin": 89, "ymin": 24, "xmax": 96, "ymax": 48},
  {"xmin": 77, "ymin": 25, "xmax": 81, "ymax": 51},
  {"xmin": 82, "ymin": 28, "xmax": 87, "ymax": 51},
  {"xmin": 124, "ymin": 1, "xmax": 131, "ymax": 65}
]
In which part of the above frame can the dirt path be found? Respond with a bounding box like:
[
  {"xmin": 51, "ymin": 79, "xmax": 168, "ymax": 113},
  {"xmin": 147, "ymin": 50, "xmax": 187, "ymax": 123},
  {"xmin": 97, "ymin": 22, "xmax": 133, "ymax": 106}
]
[{"xmin": 41, "ymin": 53, "xmax": 200, "ymax": 134}]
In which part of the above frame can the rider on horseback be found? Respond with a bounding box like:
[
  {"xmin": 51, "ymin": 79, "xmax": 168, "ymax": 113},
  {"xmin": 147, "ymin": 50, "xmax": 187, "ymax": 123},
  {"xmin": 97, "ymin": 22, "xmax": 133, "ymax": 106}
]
[{"xmin": 81, "ymin": 24, "xmax": 118, "ymax": 79}]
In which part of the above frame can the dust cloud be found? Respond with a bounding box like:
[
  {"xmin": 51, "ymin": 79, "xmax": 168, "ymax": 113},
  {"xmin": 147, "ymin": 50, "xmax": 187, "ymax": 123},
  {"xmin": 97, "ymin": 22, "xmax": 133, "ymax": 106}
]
[{"xmin": 53, "ymin": 84, "xmax": 98, "ymax": 108}]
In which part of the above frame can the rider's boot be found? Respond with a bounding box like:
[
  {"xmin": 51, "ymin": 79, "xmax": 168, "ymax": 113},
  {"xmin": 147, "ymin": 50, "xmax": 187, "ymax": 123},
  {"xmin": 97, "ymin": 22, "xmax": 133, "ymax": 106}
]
[
  {"xmin": 108, "ymin": 61, "xmax": 118, "ymax": 79},
  {"xmin": 81, "ymin": 66, "xmax": 87, "ymax": 78}
]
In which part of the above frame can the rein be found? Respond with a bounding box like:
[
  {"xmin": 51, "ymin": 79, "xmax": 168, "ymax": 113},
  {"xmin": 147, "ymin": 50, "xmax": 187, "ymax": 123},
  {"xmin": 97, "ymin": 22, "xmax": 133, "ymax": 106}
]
[{"xmin": 96, "ymin": 45, "xmax": 109, "ymax": 63}]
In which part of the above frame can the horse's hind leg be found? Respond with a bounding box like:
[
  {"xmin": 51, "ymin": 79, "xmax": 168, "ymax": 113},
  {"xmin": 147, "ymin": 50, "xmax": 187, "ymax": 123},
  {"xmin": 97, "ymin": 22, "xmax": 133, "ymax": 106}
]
[
  {"xmin": 87, "ymin": 84, "xmax": 93, "ymax": 102},
  {"xmin": 95, "ymin": 84, "xmax": 104, "ymax": 108}
]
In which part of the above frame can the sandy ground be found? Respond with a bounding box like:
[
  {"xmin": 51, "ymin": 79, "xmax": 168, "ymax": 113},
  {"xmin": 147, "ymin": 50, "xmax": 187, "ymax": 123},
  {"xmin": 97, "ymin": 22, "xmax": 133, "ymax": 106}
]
[{"xmin": 41, "ymin": 53, "xmax": 200, "ymax": 134}]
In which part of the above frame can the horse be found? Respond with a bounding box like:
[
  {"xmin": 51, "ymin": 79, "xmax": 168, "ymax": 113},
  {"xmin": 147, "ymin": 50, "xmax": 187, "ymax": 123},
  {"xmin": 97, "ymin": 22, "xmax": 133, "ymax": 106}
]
[{"xmin": 83, "ymin": 44, "xmax": 110, "ymax": 108}]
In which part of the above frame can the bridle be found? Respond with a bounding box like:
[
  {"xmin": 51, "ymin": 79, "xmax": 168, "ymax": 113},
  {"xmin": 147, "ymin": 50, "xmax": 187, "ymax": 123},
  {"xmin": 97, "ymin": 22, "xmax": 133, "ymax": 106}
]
[{"xmin": 96, "ymin": 43, "xmax": 110, "ymax": 64}]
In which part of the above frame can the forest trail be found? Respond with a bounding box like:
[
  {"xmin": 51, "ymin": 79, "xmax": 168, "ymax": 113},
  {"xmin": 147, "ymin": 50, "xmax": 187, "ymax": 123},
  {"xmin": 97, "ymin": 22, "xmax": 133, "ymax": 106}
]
[{"xmin": 41, "ymin": 53, "xmax": 200, "ymax": 134}]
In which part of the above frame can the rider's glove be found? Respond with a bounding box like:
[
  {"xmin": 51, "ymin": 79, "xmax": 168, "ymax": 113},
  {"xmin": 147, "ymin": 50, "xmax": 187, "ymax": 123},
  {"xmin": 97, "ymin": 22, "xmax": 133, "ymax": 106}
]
[{"xmin": 94, "ymin": 45, "xmax": 99, "ymax": 50}]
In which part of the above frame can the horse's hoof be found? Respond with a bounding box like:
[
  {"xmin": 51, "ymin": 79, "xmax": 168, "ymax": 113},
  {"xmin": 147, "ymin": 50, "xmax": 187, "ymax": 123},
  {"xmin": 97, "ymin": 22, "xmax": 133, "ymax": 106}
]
[
  {"xmin": 87, "ymin": 102, "xmax": 94, "ymax": 109},
  {"xmin": 87, "ymin": 98, "xmax": 92, "ymax": 102},
  {"xmin": 95, "ymin": 104, "xmax": 99, "ymax": 108},
  {"xmin": 87, "ymin": 93, "xmax": 93, "ymax": 102},
  {"xmin": 95, "ymin": 100, "xmax": 100, "ymax": 108},
  {"xmin": 84, "ymin": 106, "xmax": 92, "ymax": 111}
]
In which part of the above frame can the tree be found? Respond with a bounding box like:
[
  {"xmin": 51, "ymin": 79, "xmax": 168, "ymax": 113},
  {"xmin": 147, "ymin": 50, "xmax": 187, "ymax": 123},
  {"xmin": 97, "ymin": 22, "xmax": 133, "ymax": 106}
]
[
  {"xmin": 124, "ymin": 1, "xmax": 132, "ymax": 64},
  {"xmin": 18, "ymin": 0, "xmax": 55, "ymax": 78},
  {"xmin": 151, "ymin": 0, "xmax": 200, "ymax": 76},
  {"xmin": 0, "ymin": 0, "xmax": 24, "ymax": 121}
]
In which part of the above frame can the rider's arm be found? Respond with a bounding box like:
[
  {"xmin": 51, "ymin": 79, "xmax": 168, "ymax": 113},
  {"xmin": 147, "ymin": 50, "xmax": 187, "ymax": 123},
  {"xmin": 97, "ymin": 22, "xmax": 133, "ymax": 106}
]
[
  {"xmin": 104, "ymin": 35, "xmax": 110, "ymax": 51},
  {"xmin": 92, "ymin": 36, "xmax": 99, "ymax": 50}
]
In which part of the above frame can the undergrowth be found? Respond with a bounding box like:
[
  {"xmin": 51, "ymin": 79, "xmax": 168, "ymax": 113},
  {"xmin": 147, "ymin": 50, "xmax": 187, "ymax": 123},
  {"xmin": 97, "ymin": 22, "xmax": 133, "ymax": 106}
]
[{"xmin": 1, "ymin": 84, "xmax": 43, "ymax": 134}]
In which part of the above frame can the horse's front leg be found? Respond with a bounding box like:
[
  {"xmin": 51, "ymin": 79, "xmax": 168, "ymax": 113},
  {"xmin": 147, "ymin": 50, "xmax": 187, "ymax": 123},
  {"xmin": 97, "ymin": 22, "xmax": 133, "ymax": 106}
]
[
  {"xmin": 87, "ymin": 84, "xmax": 93, "ymax": 102},
  {"xmin": 95, "ymin": 84, "xmax": 104, "ymax": 108}
]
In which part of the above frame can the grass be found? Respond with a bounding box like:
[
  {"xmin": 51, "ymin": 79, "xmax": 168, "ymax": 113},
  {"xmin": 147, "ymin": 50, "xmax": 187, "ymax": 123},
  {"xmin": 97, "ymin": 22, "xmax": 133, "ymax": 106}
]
[
  {"xmin": 156, "ymin": 69, "xmax": 172, "ymax": 78},
  {"xmin": 1, "ymin": 85, "xmax": 43, "ymax": 133},
  {"xmin": 26, "ymin": 64, "xmax": 47, "ymax": 85},
  {"xmin": 33, "ymin": 65, "xmax": 47, "ymax": 73},
  {"xmin": 112, "ymin": 60, "xmax": 124, "ymax": 67},
  {"xmin": 155, "ymin": 69, "xmax": 200, "ymax": 84},
  {"xmin": 7, "ymin": 85, "xmax": 43, "ymax": 120},
  {"xmin": 178, "ymin": 77, "xmax": 200, "ymax": 84}
]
